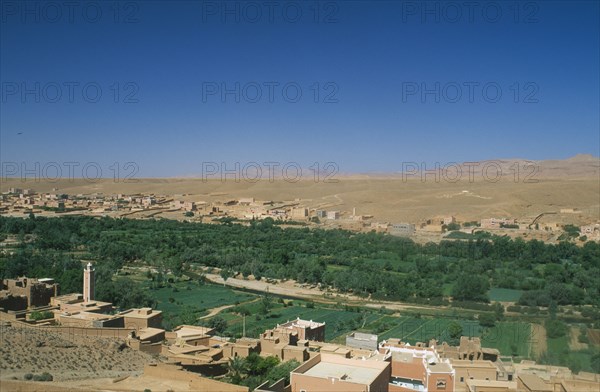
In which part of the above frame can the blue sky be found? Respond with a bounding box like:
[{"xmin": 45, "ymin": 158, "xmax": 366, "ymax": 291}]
[{"xmin": 1, "ymin": 0, "xmax": 599, "ymax": 177}]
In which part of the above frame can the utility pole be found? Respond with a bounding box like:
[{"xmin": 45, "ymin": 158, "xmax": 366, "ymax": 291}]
[{"xmin": 243, "ymin": 314, "xmax": 246, "ymax": 338}]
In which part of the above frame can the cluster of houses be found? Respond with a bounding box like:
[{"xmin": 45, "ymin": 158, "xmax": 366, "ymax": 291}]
[
  {"xmin": 1, "ymin": 264, "xmax": 599, "ymax": 392},
  {"xmin": 2, "ymin": 188, "xmax": 599, "ymax": 242}
]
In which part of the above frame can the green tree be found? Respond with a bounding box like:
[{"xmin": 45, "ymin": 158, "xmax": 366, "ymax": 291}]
[
  {"xmin": 452, "ymin": 274, "xmax": 489, "ymax": 302},
  {"xmin": 227, "ymin": 356, "xmax": 246, "ymax": 384},
  {"xmin": 478, "ymin": 313, "xmax": 496, "ymax": 328},
  {"xmin": 447, "ymin": 322, "xmax": 463, "ymax": 345},
  {"xmin": 207, "ymin": 315, "xmax": 228, "ymax": 334}
]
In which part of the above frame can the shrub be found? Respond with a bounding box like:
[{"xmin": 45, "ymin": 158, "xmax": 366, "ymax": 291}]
[
  {"xmin": 478, "ymin": 313, "xmax": 496, "ymax": 328},
  {"xmin": 545, "ymin": 319, "xmax": 568, "ymax": 338},
  {"xmin": 32, "ymin": 372, "xmax": 53, "ymax": 381},
  {"xmin": 24, "ymin": 373, "xmax": 33, "ymax": 380}
]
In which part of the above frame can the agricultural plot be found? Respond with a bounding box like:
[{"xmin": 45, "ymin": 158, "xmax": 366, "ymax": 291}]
[
  {"xmin": 161, "ymin": 284, "xmax": 534, "ymax": 359},
  {"xmin": 221, "ymin": 301, "xmax": 380, "ymax": 341},
  {"xmin": 151, "ymin": 282, "xmax": 256, "ymax": 318},
  {"xmin": 488, "ymin": 288, "xmax": 523, "ymax": 302},
  {"xmin": 481, "ymin": 322, "xmax": 531, "ymax": 357}
]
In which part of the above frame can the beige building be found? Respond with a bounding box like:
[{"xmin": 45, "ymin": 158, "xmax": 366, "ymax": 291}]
[
  {"xmin": 517, "ymin": 374, "xmax": 553, "ymax": 392},
  {"xmin": 290, "ymin": 207, "xmax": 309, "ymax": 220},
  {"xmin": 465, "ymin": 379, "xmax": 516, "ymax": 392},
  {"xmin": 0, "ymin": 277, "xmax": 59, "ymax": 310},
  {"xmin": 120, "ymin": 307, "xmax": 163, "ymax": 331},
  {"xmin": 290, "ymin": 353, "xmax": 390, "ymax": 392},
  {"xmin": 277, "ymin": 318, "xmax": 326, "ymax": 341},
  {"xmin": 480, "ymin": 218, "xmax": 516, "ymax": 229},
  {"xmin": 451, "ymin": 360, "xmax": 498, "ymax": 389}
]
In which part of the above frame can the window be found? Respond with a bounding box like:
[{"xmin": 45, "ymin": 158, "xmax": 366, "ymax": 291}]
[
  {"xmin": 460, "ymin": 377, "xmax": 464, "ymax": 382},
  {"xmin": 436, "ymin": 379, "xmax": 447, "ymax": 389},
  {"xmin": 508, "ymin": 375, "xmax": 513, "ymax": 381}
]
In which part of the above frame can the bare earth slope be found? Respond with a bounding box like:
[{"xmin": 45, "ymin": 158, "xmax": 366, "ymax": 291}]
[{"xmin": 0, "ymin": 324, "xmax": 154, "ymax": 382}]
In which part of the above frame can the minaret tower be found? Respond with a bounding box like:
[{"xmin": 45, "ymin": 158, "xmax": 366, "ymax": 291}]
[{"xmin": 83, "ymin": 262, "xmax": 95, "ymax": 302}]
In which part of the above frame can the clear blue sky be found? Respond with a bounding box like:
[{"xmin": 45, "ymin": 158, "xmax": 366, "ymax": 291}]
[{"xmin": 1, "ymin": 0, "xmax": 599, "ymax": 177}]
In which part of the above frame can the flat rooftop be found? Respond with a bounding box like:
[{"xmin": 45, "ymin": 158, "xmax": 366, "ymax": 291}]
[
  {"xmin": 120, "ymin": 307, "xmax": 162, "ymax": 319},
  {"xmin": 428, "ymin": 362, "xmax": 453, "ymax": 373},
  {"xmin": 280, "ymin": 317, "xmax": 324, "ymax": 329},
  {"xmin": 451, "ymin": 359, "xmax": 497, "ymax": 369},
  {"xmin": 174, "ymin": 325, "xmax": 214, "ymax": 337},
  {"xmin": 303, "ymin": 361, "xmax": 383, "ymax": 385}
]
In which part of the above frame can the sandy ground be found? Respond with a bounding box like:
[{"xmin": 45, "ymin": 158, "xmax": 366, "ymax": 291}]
[
  {"xmin": 3, "ymin": 164, "xmax": 599, "ymax": 226},
  {"xmin": 0, "ymin": 375, "xmax": 197, "ymax": 392},
  {"xmin": 531, "ymin": 323, "xmax": 548, "ymax": 358},
  {"xmin": 0, "ymin": 324, "xmax": 155, "ymax": 382}
]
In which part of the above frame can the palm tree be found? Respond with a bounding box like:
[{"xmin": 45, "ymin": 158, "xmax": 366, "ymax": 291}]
[{"xmin": 227, "ymin": 356, "xmax": 246, "ymax": 383}]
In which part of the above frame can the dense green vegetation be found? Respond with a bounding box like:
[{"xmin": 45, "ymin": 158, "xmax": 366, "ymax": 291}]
[
  {"xmin": 1, "ymin": 215, "xmax": 598, "ymax": 372},
  {"xmin": 1, "ymin": 215, "xmax": 598, "ymax": 308}
]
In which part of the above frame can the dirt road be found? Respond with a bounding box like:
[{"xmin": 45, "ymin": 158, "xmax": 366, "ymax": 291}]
[{"xmin": 204, "ymin": 273, "xmax": 436, "ymax": 313}]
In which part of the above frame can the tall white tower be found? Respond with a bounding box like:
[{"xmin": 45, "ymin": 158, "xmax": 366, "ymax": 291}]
[{"xmin": 83, "ymin": 262, "xmax": 95, "ymax": 302}]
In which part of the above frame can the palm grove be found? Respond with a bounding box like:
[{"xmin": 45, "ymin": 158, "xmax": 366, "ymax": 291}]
[{"xmin": 0, "ymin": 215, "xmax": 599, "ymax": 313}]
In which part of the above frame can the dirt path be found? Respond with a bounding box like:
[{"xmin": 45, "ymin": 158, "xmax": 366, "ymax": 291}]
[
  {"xmin": 531, "ymin": 323, "xmax": 547, "ymax": 358},
  {"xmin": 204, "ymin": 273, "xmax": 436, "ymax": 313},
  {"xmin": 198, "ymin": 298, "xmax": 259, "ymax": 320},
  {"xmin": 569, "ymin": 326, "xmax": 588, "ymax": 350}
]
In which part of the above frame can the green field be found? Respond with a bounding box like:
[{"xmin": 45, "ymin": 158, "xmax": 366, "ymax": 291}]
[
  {"xmin": 148, "ymin": 280, "xmax": 536, "ymax": 360},
  {"xmin": 481, "ymin": 322, "xmax": 531, "ymax": 357},
  {"xmin": 150, "ymin": 282, "xmax": 256, "ymax": 320},
  {"xmin": 488, "ymin": 288, "xmax": 523, "ymax": 302},
  {"xmin": 220, "ymin": 300, "xmax": 381, "ymax": 341}
]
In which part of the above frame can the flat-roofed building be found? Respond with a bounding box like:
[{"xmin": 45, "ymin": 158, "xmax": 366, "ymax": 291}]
[
  {"xmin": 465, "ymin": 379, "xmax": 516, "ymax": 392},
  {"xmin": 451, "ymin": 360, "xmax": 498, "ymax": 388},
  {"xmin": 51, "ymin": 293, "xmax": 114, "ymax": 314},
  {"xmin": 120, "ymin": 307, "xmax": 163, "ymax": 330},
  {"xmin": 517, "ymin": 375, "xmax": 553, "ymax": 392},
  {"xmin": 389, "ymin": 223, "xmax": 416, "ymax": 237},
  {"xmin": 327, "ymin": 211, "xmax": 340, "ymax": 220},
  {"xmin": 347, "ymin": 332, "xmax": 379, "ymax": 351},
  {"xmin": 291, "ymin": 207, "xmax": 309, "ymax": 219},
  {"xmin": 278, "ymin": 317, "xmax": 325, "ymax": 342},
  {"xmin": 0, "ymin": 276, "xmax": 59, "ymax": 310},
  {"xmin": 380, "ymin": 340, "xmax": 455, "ymax": 392},
  {"xmin": 290, "ymin": 353, "xmax": 391, "ymax": 392}
]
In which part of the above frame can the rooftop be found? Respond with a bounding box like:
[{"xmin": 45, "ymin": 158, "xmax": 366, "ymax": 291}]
[
  {"xmin": 466, "ymin": 379, "xmax": 517, "ymax": 390},
  {"xmin": 279, "ymin": 317, "xmax": 325, "ymax": 330},
  {"xmin": 451, "ymin": 359, "xmax": 497, "ymax": 369},
  {"xmin": 137, "ymin": 327, "xmax": 165, "ymax": 341},
  {"xmin": 427, "ymin": 362, "xmax": 453, "ymax": 373},
  {"xmin": 120, "ymin": 307, "xmax": 162, "ymax": 319},
  {"xmin": 519, "ymin": 374, "xmax": 553, "ymax": 391},
  {"xmin": 303, "ymin": 361, "xmax": 384, "ymax": 385},
  {"xmin": 173, "ymin": 325, "xmax": 214, "ymax": 338}
]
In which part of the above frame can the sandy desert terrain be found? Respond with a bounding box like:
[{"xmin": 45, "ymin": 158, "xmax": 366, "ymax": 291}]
[{"xmin": 2, "ymin": 156, "xmax": 599, "ymax": 225}]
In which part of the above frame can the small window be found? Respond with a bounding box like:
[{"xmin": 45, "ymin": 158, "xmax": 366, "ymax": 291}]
[
  {"xmin": 460, "ymin": 377, "xmax": 464, "ymax": 382},
  {"xmin": 508, "ymin": 375, "xmax": 513, "ymax": 381},
  {"xmin": 436, "ymin": 379, "xmax": 447, "ymax": 389},
  {"xmin": 485, "ymin": 378, "xmax": 489, "ymax": 381}
]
